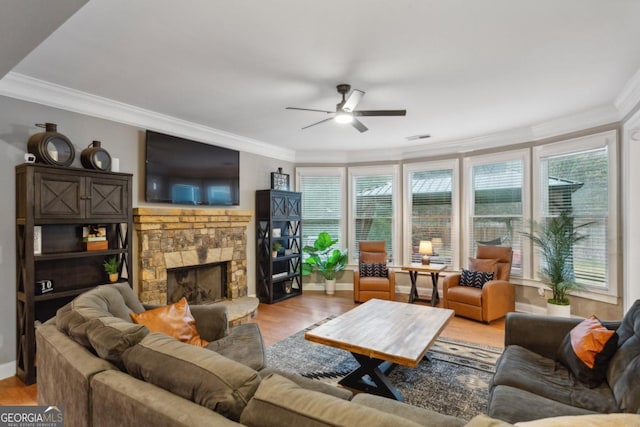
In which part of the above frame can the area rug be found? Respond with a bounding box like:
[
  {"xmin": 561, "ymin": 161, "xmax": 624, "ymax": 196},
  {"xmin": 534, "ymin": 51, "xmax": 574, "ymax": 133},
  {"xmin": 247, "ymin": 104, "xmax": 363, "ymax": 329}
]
[{"xmin": 265, "ymin": 317, "xmax": 503, "ymax": 421}]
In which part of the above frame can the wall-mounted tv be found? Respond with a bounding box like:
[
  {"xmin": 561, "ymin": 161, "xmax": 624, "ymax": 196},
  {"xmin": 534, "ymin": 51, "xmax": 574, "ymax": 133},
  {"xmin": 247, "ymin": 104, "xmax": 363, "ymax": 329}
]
[{"xmin": 145, "ymin": 130, "xmax": 240, "ymax": 206}]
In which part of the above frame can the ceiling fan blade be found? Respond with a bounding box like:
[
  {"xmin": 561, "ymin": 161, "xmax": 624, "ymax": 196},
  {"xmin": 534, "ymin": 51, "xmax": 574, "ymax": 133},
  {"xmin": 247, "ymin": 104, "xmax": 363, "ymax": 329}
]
[
  {"xmin": 354, "ymin": 110, "xmax": 407, "ymax": 117},
  {"xmin": 286, "ymin": 107, "xmax": 334, "ymax": 114},
  {"xmin": 351, "ymin": 118, "xmax": 368, "ymax": 133},
  {"xmin": 301, "ymin": 117, "xmax": 334, "ymax": 130},
  {"xmin": 342, "ymin": 89, "xmax": 365, "ymax": 112}
]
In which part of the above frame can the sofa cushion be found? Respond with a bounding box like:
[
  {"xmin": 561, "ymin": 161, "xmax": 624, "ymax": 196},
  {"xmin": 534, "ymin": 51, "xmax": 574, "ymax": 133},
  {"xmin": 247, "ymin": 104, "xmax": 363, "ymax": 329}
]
[
  {"xmin": 123, "ymin": 332, "xmax": 260, "ymax": 422},
  {"xmin": 460, "ymin": 269, "xmax": 494, "ymax": 288},
  {"xmin": 491, "ymin": 345, "xmax": 619, "ymax": 413},
  {"xmin": 514, "ymin": 413, "xmax": 640, "ymax": 427},
  {"xmin": 556, "ymin": 316, "xmax": 618, "ymax": 388},
  {"xmin": 359, "ymin": 262, "xmax": 388, "ymax": 278},
  {"xmin": 206, "ymin": 323, "xmax": 266, "ymax": 371},
  {"xmin": 607, "ymin": 299, "xmax": 640, "ymax": 412},
  {"xmin": 488, "ymin": 385, "xmax": 597, "ymax": 424},
  {"xmin": 85, "ymin": 317, "xmax": 149, "ymax": 368},
  {"xmin": 130, "ymin": 297, "xmax": 208, "ymax": 347},
  {"xmin": 240, "ymin": 373, "xmax": 423, "ymax": 427}
]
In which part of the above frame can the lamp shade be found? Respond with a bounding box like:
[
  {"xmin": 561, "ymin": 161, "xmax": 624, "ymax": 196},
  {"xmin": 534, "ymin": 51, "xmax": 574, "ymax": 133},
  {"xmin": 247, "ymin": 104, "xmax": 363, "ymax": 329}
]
[{"xmin": 419, "ymin": 240, "xmax": 433, "ymax": 255}]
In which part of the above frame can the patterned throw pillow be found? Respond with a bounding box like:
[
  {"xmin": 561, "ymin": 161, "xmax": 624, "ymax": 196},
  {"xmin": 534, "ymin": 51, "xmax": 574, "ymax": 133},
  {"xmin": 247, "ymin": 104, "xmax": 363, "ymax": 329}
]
[
  {"xmin": 459, "ymin": 269, "xmax": 494, "ymax": 288},
  {"xmin": 359, "ymin": 263, "xmax": 388, "ymax": 278}
]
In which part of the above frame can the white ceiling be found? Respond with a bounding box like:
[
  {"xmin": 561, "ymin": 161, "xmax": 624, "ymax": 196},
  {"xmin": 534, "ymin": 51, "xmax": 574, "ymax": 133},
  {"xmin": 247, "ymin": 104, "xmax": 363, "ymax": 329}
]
[{"xmin": 6, "ymin": 0, "xmax": 640, "ymax": 162}]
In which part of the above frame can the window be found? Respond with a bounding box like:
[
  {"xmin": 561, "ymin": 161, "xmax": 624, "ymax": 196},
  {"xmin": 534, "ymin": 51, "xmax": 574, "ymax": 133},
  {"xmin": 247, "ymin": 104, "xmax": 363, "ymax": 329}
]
[
  {"xmin": 349, "ymin": 166, "xmax": 400, "ymax": 264},
  {"xmin": 533, "ymin": 131, "xmax": 617, "ymax": 292},
  {"xmin": 295, "ymin": 167, "xmax": 346, "ymax": 251},
  {"xmin": 464, "ymin": 150, "xmax": 529, "ymax": 276},
  {"xmin": 404, "ymin": 160, "xmax": 459, "ymax": 268}
]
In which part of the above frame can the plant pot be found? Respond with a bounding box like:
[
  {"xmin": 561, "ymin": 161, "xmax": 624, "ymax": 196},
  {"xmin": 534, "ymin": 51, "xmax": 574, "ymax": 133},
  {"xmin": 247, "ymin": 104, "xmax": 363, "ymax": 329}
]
[
  {"xmin": 272, "ymin": 251, "xmax": 278, "ymax": 258},
  {"xmin": 108, "ymin": 273, "xmax": 119, "ymax": 283},
  {"xmin": 325, "ymin": 278, "xmax": 336, "ymax": 295},
  {"xmin": 547, "ymin": 302, "xmax": 571, "ymax": 318}
]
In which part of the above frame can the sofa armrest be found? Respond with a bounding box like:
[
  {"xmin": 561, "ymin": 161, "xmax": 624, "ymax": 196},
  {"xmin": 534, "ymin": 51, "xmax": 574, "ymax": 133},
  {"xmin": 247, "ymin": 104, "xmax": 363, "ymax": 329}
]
[
  {"xmin": 504, "ymin": 312, "xmax": 583, "ymax": 359},
  {"xmin": 190, "ymin": 304, "xmax": 229, "ymax": 341}
]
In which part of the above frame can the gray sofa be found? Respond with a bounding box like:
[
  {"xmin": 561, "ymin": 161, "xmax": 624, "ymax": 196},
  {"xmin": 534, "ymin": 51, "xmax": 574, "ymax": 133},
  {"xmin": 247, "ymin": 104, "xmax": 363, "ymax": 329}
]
[
  {"xmin": 36, "ymin": 283, "xmax": 468, "ymax": 427},
  {"xmin": 488, "ymin": 301, "xmax": 640, "ymax": 423}
]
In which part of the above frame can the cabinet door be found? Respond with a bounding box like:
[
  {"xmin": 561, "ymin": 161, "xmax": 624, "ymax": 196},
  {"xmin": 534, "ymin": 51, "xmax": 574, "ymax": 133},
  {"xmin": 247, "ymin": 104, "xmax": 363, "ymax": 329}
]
[
  {"xmin": 287, "ymin": 193, "xmax": 301, "ymax": 220},
  {"xmin": 86, "ymin": 176, "xmax": 130, "ymax": 220},
  {"xmin": 270, "ymin": 193, "xmax": 289, "ymax": 220},
  {"xmin": 34, "ymin": 171, "xmax": 83, "ymax": 220}
]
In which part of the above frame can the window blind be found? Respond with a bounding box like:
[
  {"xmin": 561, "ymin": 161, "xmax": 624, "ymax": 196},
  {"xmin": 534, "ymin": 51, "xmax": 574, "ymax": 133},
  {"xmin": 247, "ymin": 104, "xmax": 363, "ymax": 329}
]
[
  {"xmin": 352, "ymin": 174, "xmax": 394, "ymax": 262},
  {"xmin": 539, "ymin": 147, "xmax": 608, "ymax": 287},
  {"xmin": 299, "ymin": 174, "xmax": 343, "ymax": 251},
  {"xmin": 471, "ymin": 160, "xmax": 524, "ymax": 274},
  {"xmin": 409, "ymin": 168, "xmax": 455, "ymax": 266}
]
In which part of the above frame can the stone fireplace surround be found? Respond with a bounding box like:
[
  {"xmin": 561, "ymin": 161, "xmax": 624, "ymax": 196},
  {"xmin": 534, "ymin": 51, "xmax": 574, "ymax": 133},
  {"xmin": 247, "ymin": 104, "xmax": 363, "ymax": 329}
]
[{"xmin": 133, "ymin": 207, "xmax": 258, "ymax": 324}]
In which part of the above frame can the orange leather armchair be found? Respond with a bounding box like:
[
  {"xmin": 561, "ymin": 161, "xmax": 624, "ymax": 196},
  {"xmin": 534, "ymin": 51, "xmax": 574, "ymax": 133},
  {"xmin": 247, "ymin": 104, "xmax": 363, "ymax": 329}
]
[
  {"xmin": 443, "ymin": 245, "xmax": 514, "ymax": 323},
  {"xmin": 353, "ymin": 241, "xmax": 395, "ymax": 303}
]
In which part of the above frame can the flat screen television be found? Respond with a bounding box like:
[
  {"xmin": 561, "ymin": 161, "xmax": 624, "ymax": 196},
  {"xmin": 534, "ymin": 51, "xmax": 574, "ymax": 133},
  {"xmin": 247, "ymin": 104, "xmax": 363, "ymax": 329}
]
[{"xmin": 145, "ymin": 130, "xmax": 240, "ymax": 206}]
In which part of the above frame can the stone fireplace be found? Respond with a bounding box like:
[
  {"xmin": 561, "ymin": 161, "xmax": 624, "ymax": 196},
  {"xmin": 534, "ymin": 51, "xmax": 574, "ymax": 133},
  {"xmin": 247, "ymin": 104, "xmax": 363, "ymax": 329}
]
[
  {"xmin": 166, "ymin": 262, "xmax": 227, "ymax": 305},
  {"xmin": 133, "ymin": 208, "xmax": 252, "ymax": 306}
]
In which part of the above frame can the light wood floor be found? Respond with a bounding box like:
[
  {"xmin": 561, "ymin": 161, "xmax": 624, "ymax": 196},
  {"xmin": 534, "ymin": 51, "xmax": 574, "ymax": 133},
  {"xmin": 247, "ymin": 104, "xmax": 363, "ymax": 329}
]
[{"xmin": 0, "ymin": 291, "xmax": 505, "ymax": 406}]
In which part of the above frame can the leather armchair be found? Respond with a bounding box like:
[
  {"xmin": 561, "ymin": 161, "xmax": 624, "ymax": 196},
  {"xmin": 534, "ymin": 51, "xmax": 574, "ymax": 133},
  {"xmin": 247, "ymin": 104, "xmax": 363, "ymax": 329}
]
[
  {"xmin": 353, "ymin": 241, "xmax": 395, "ymax": 303},
  {"xmin": 443, "ymin": 245, "xmax": 514, "ymax": 323}
]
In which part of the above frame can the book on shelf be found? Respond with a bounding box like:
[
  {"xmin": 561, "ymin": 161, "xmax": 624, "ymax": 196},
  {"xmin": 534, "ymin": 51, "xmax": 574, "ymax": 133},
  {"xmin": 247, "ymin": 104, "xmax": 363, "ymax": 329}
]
[
  {"xmin": 83, "ymin": 236, "xmax": 107, "ymax": 242},
  {"xmin": 84, "ymin": 240, "xmax": 108, "ymax": 251},
  {"xmin": 272, "ymin": 272, "xmax": 289, "ymax": 280}
]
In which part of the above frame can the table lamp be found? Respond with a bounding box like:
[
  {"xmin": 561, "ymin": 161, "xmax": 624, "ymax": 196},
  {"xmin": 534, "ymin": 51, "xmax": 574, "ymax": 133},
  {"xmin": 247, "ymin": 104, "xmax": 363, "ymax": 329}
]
[{"xmin": 419, "ymin": 240, "xmax": 433, "ymax": 265}]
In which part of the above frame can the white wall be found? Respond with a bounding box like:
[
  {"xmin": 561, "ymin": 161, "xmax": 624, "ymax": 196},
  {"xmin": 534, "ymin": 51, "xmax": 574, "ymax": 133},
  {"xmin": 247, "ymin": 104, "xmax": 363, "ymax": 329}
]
[{"xmin": 623, "ymin": 108, "xmax": 640, "ymax": 312}]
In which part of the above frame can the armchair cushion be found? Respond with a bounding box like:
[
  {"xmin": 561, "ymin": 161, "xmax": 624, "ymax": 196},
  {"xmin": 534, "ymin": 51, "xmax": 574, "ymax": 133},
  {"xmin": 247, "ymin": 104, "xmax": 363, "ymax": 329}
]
[
  {"xmin": 359, "ymin": 262, "xmax": 388, "ymax": 278},
  {"xmin": 469, "ymin": 258, "xmax": 499, "ymax": 276},
  {"xmin": 130, "ymin": 297, "xmax": 208, "ymax": 347},
  {"xmin": 557, "ymin": 316, "xmax": 619, "ymax": 388},
  {"xmin": 460, "ymin": 269, "xmax": 495, "ymax": 288}
]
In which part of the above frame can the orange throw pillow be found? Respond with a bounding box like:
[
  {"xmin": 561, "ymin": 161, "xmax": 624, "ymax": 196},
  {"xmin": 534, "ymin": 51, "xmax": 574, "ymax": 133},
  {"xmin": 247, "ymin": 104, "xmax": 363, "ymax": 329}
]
[{"xmin": 130, "ymin": 297, "xmax": 208, "ymax": 347}]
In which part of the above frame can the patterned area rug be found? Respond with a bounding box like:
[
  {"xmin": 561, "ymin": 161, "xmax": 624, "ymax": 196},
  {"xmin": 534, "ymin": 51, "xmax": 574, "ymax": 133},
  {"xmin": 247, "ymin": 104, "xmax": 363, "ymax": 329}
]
[{"xmin": 266, "ymin": 317, "xmax": 503, "ymax": 421}]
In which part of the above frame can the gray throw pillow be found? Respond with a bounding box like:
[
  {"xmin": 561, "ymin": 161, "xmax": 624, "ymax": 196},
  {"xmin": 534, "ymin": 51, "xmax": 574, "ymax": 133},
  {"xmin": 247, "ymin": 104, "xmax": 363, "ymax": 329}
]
[{"xmin": 85, "ymin": 317, "xmax": 149, "ymax": 369}]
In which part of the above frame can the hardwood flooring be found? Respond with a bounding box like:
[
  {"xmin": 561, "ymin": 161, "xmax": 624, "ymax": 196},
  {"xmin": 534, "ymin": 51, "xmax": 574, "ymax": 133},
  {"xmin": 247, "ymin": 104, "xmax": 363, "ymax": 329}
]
[{"xmin": 0, "ymin": 291, "xmax": 505, "ymax": 406}]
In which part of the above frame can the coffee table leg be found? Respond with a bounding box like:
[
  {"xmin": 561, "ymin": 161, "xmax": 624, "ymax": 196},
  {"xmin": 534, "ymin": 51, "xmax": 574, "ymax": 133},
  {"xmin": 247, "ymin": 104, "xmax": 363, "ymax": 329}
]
[{"xmin": 339, "ymin": 353, "xmax": 404, "ymax": 401}]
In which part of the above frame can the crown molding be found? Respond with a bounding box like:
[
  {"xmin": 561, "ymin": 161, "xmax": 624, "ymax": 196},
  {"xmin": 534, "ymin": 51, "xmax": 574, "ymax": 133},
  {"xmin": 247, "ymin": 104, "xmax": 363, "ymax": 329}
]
[
  {"xmin": 616, "ymin": 67, "xmax": 640, "ymax": 119},
  {"xmin": 0, "ymin": 72, "xmax": 296, "ymax": 162}
]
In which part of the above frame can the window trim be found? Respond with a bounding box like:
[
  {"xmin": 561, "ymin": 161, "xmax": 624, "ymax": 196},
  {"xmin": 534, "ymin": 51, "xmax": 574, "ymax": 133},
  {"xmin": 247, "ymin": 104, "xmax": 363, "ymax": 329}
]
[
  {"xmin": 348, "ymin": 165, "xmax": 401, "ymax": 265},
  {"xmin": 532, "ymin": 130, "xmax": 618, "ymax": 299},
  {"xmin": 462, "ymin": 148, "xmax": 531, "ymax": 277},
  {"xmin": 403, "ymin": 159, "xmax": 460, "ymax": 270}
]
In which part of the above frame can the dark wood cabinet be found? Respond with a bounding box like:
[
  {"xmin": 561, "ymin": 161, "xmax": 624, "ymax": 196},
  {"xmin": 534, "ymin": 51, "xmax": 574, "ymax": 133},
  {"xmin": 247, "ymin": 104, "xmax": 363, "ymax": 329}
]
[
  {"xmin": 256, "ymin": 190, "xmax": 302, "ymax": 303},
  {"xmin": 15, "ymin": 164, "xmax": 133, "ymax": 384}
]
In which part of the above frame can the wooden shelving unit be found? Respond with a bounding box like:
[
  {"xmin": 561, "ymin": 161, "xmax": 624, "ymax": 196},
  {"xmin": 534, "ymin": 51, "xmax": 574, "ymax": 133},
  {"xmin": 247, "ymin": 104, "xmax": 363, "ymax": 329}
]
[
  {"xmin": 15, "ymin": 164, "xmax": 133, "ymax": 384},
  {"xmin": 255, "ymin": 190, "xmax": 302, "ymax": 303}
]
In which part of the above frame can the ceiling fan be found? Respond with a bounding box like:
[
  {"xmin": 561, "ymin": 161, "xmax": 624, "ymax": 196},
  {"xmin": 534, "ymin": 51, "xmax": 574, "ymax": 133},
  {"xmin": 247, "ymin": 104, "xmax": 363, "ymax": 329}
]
[{"xmin": 286, "ymin": 84, "xmax": 407, "ymax": 133}]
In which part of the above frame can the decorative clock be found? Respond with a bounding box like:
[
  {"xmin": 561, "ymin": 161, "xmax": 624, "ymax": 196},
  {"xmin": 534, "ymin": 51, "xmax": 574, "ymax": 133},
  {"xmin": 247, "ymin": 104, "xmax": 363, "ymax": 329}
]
[{"xmin": 271, "ymin": 167, "xmax": 290, "ymax": 191}]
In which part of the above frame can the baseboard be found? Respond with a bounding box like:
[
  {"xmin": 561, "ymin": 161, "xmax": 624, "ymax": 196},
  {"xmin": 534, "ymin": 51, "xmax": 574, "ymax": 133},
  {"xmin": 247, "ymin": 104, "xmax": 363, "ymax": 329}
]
[
  {"xmin": 515, "ymin": 302, "xmax": 547, "ymax": 315},
  {"xmin": 0, "ymin": 360, "xmax": 16, "ymax": 380},
  {"xmin": 303, "ymin": 282, "xmax": 353, "ymax": 292}
]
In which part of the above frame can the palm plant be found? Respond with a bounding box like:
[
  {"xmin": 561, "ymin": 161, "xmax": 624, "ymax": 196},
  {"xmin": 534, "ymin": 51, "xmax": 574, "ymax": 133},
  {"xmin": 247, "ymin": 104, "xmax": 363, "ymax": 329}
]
[
  {"xmin": 520, "ymin": 210, "xmax": 592, "ymax": 305},
  {"xmin": 301, "ymin": 232, "xmax": 348, "ymax": 280}
]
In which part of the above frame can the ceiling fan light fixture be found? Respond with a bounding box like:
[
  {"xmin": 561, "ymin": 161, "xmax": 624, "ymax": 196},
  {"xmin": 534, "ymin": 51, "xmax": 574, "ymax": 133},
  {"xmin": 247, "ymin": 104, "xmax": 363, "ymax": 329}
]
[{"xmin": 335, "ymin": 111, "xmax": 354, "ymax": 124}]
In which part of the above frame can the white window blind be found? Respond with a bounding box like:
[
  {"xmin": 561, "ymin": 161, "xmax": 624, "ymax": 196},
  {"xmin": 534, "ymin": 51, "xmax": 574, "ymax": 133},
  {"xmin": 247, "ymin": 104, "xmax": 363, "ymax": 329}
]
[
  {"xmin": 297, "ymin": 171, "xmax": 344, "ymax": 250},
  {"xmin": 539, "ymin": 147, "xmax": 609, "ymax": 288},
  {"xmin": 470, "ymin": 159, "xmax": 524, "ymax": 274},
  {"xmin": 407, "ymin": 166, "xmax": 457, "ymax": 267},
  {"xmin": 351, "ymin": 172, "xmax": 395, "ymax": 262}
]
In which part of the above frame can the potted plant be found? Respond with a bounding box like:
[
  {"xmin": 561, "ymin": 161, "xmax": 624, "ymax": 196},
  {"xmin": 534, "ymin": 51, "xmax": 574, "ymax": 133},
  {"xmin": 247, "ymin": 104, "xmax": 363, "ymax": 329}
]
[
  {"xmin": 520, "ymin": 210, "xmax": 592, "ymax": 317},
  {"xmin": 272, "ymin": 242, "xmax": 282, "ymax": 258},
  {"xmin": 301, "ymin": 232, "xmax": 348, "ymax": 295},
  {"xmin": 103, "ymin": 256, "xmax": 119, "ymax": 283}
]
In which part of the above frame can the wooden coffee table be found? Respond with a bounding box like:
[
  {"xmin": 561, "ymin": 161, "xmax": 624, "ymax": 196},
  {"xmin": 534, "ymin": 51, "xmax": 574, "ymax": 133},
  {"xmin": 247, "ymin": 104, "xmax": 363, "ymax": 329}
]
[{"xmin": 304, "ymin": 299, "xmax": 454, "ymax": 401}]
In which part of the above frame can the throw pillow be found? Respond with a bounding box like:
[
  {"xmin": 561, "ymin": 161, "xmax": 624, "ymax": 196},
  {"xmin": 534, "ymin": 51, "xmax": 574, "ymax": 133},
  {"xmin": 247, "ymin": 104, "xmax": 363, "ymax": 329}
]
[
  {"xmin": 359, "ymin": 262, "xmax": 388, "ymax": 278},
  {"xmin": 123, "ymin": 332, "xmax": 260, "ymax": 422},
  {"xmin": 556, "ymin": 315, "xmax": 619, "ymax": 388},
  {"xmin": 460, "ymin": 269, "xmax": 495, "ymax": 288},
  {"xmin": 130, "ymin": 297, "xmax": 208, "ymax": 347}
]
